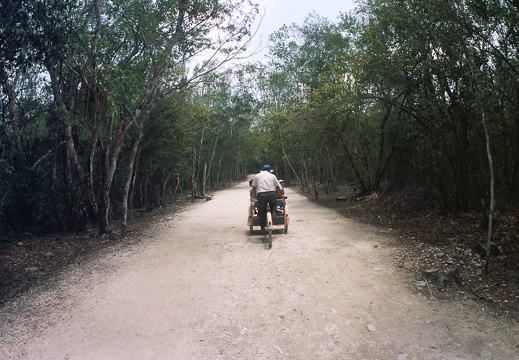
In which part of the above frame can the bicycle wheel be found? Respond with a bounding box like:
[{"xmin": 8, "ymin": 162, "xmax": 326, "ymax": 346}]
[
  {"xmin": 283, "ymin": 204, "xmax": 288, "ymax": 233},
  {"xmin": 248, "ymin": 206, "xmax": 254, "ymax": 234},
  {"xmin": 266, "ymin": 211, "xmax": 273, "ymax": 249}
]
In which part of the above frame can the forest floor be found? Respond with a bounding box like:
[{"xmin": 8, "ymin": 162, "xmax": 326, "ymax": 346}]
[{"xmin": 1, "ymin": 186, "xmax": 518, "ymax": 315}]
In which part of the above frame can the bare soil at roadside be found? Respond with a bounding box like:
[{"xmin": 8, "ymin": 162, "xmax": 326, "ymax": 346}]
[{"xmin": 1, "ymin": 181, "xmax": 518, "ymax": 359}]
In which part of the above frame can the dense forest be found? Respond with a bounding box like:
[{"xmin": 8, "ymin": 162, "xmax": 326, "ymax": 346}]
[{"xmin": 1, "ymin": 0, "xmax": 518, "ymax": 238}]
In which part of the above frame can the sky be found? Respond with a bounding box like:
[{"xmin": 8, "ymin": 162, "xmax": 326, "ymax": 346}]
[{"xmin": 248, "ymin": 0, "xmax": 358, "ymax": 59}]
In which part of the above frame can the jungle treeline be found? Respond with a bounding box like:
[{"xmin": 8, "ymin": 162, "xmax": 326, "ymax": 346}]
[{"xmin": 1, "ymin": 0, "xmax": 518, "ymax": 237}]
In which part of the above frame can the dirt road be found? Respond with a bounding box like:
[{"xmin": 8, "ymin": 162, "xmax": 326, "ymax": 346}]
[{"xmin": 1, "ymin": 180, "xmax": 518, "ymax": 359}]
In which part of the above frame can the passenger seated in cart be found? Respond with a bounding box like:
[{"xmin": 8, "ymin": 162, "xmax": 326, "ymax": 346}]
[
  {"xmin": 277, "ymin": 179, "xmax": 285, "ymax": 199},
  {"xmin": 275, "ymin": 179, "xmax": 286, "ymax": 216},
  {"xmin": 267, "ymin": 169, "xmax": 285, "ymax": 200},
  {"xmin": 251, "ymin": 164, "xmax": 282, "ymax": 231},
  {"xmin": 249, "ymin": 179, "xmax": 255, "ymax": 198}
]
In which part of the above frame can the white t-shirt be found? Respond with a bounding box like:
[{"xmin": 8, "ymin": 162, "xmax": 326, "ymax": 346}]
[{"xmin": 252, "ymin": 171, "xmax": 280, "ymax": 193}]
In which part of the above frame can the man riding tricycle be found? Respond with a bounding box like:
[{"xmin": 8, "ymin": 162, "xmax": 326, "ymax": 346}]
[{"xmin": 248, "ymin": 164, "xmax": 289, "ymax": 248}]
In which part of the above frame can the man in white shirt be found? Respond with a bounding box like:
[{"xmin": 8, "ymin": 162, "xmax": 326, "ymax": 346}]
[{"xmin": 251, "ymin": 164, "xmax": 282, "ymax": 231}]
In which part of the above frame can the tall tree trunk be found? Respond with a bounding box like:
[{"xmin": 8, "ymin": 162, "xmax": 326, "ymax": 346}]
[
  {"xmin": 327, "ymin": 151, "xmax": 337, "ymax": 192},
  {"xmin": 216, "ymin": 156, "xmax": 223, "ymax": 189},
  {"xmin": 47, "ymin": 64, "xmax": 101, "ymax": 231},
  {"xmin": 144, "ymin": 172, "xmax": 150, "ymax": 212},
  {"xmin": 122, "ymin": 130, "xmax": 144, "ymax": 234},
  {"xmin": 340, "ymin": 134, "xmax": 367, "ymax": 191},
  {"xmin": 139, "ymin": 178, "xmax": 145, "ymax": 217},
  {"xmin": 202, "ymin": 161, "xmax": 207, "ymax": 196},
  {"xmin": 128, "ymin": 144, "xmax": 142, "ymax": 221},
  {"xmin": 172, "ymin": 173, "xmax": 181, "ymax": 204},
  {"xmin": 100, "ymin": 125, "xmax": 130, "ymax": 234},
  {"xmin": 482, "ymin": 112, "xmax": 495, "ymax": 275},
  {"xmin": 161, "ymin": 174, "xmax": 171, "ymax": 206},
  {"xmin": 5, "ymin": 70, "xmax": 23, "ymax": 171},
  {"xmin": 278, "ymin": 126, "xmax": 301, "ymax": 184},
  {"xmin": 115, "ymin": 0, "xmax": 190, "ymax": 232},
  {"xmin": 205, "ymin": 131, "xmax": 219, "ymax": 192},
  {"xmin": 191, "ymin": 148, "xmax": 197, "ymax": 199},
  {"xmin": 300, "ymin": 149, "xmax": 307, "ymax": 192}
]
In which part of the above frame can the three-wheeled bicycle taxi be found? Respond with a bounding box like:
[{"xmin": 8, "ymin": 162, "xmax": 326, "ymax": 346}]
[{"xmin": 247, "ymin": 190, "xmax": 289, "ymax": 249}]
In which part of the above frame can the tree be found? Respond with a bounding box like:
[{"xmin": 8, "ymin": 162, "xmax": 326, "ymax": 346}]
[
  {"xmin": 263, "ymin": 13, "xmax": 360, "ymax": 192},
  {"xmin": 0, "ymin": 0, "xmax": 260, "ymax": 235}
]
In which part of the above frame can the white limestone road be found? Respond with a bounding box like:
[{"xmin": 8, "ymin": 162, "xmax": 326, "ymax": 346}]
[{"xmin": 1, "ymin": 180, "xmax": 518, "ymax": 359}]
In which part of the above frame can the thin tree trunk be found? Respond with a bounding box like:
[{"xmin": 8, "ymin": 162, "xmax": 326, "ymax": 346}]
[
  {"xmin": 144, "ymin": 172, "xmax": 150, "ymax": 212},
  {"xmin": 129, "ymin": 144, "xmax": 142, "ymax": 218},
  {"xmin": 300, "ymin": 149, "xmax": 307, "ymax": 193},
  {"xmin": 205, "ymin": 131, "xmax": 219, "ymax": 192},
  {"xmin": 100, "ymin": 127, "xmax": 129, "ymax": 234},
  {"xmin": 216, "ymin": 156, "xmax": 223, "ymax": 189},
  {"xmin": 47, "ymin": 64, "xmax": 100, "ymax": 231},
  {"xmin": 114, "ymin": 0, "xmax": 190, "ymax": 232},
  {"xmin": 340, "ymin": 134, "xmax": 367, "ymax": 191},
  {"xmin": 161, "ymin": 174, "xmax": 171, "ymax": 206},
  {"xmin": 191, "ymin": 148, "xmax": 197, "ymax": 199},
  {"xmin": 482, "ymin": 111, "xmax": 495, "ymax": 275},
  {"xmin": 5, "ymin": 70, "xmax": 23, "ymax": 171},
  {"xmin": 202, "ymin": 161, "xmax": 207, "ymax": 197},
  {"xmin": 172, "ymin": 173, "xmax": 181, "ymax": 204},
  {"xmin": 278, "ymin": 128, "xmax": 301, "ymax": 184},
  {"xmin": 139, "ymin": 179, "xmax": 145, "ymax": 217},
  {"xmin": 328, "ymin": 151, "xmax": 337, "ymax": 192},
  {"xmin": 122, "ymin": 130, "xmax": 144, "ymax": 234}
]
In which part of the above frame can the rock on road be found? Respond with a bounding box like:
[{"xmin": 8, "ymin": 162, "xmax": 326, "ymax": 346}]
[{"xmin": 1, "ymin": 180, "xmax": 518, "ymax": 359}]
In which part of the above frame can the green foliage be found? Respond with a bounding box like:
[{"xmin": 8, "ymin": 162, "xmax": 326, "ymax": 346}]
[
  {"xmin": 0, "ymin": 0, "xmax": 260, "ymax": 235},
  {"xmin": 2, "ymin": 0, "xmax": 518, "ymax": 236},
  {"xmin": 353, "ymin": 0, "xmax": 519, "ymax": 209},
  {"xmin": 145, "ymin": 94, "xmax": 201, "ymax": 176},
  {"xmin": 0, "ymin": 0, "xmax": 79, "ymax": 72},
  {"xmin": 251, "ymin": 0, "xmax": 519, "ymax": 211}
]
